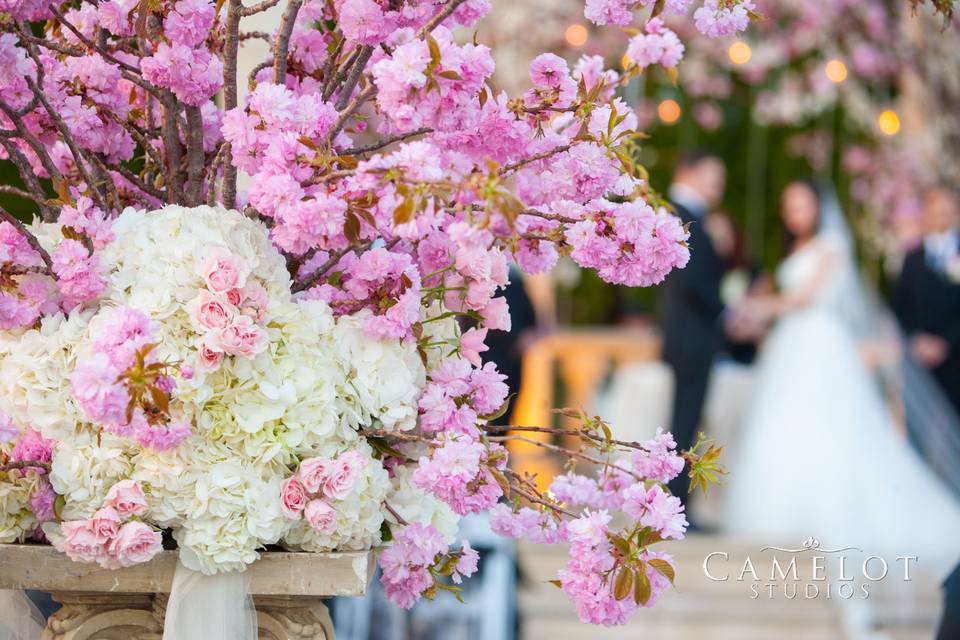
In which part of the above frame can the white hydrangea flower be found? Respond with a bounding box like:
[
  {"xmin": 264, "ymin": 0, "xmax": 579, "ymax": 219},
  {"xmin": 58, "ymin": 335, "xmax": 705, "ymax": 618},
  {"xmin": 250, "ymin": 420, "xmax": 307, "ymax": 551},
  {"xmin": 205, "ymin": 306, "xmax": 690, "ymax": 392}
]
[
  {"xmin": 0, "ymin": 469, "xmax": 42, "ymax": 543},
  {"xmin": 0, "ymin": 310, "xmax": 93, "ymax": 441},
  {"xmin": 386, "ymin": 465, "xmax": 460, "ymax": 544},
  {"xmin": 49, "ymin": 434, "xmax": 136, "ymax": 520}
]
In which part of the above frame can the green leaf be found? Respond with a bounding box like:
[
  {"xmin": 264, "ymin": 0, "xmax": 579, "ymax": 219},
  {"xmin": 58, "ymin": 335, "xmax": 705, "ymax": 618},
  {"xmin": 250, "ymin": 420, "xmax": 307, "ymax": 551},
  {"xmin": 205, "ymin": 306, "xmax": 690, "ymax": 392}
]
[
  {"xmin": 438, "ymin": 70, "xmax": 463, "ymax": 81},
  {"xmin": 609, "ymin": 535, "xmax": 632, "ymax": 558},
  {"xmin": 648, "ymin": 558, "xmax": 675, "ymax": 584},
  {"xmin": 367, "ymin": 436, "xmax": 406, "ymax": 460},
  {"xmin": 613, "ymin": 568, "xmax": 634, "ymax": 601},
  {"xmin": 634, "ymin": 566, "xmax": 651, "ymax": 604},
  {"xmin": 479, "ymin": 394, "xmax": 513, "ymax": 422},
  {"xmin": 53, "ymin": 495, "xmax": 66, "ymax": 521},
  {"xmin": 379, "ymin": 520, "xmax": 393, "ymax": 542},
  {"xmin": 489, "ymin": 467, "xmax": 511, "ymax": 497},
  {"xmin": 547, "ymin": 579, "xmax": 562, "ymax": 589}
]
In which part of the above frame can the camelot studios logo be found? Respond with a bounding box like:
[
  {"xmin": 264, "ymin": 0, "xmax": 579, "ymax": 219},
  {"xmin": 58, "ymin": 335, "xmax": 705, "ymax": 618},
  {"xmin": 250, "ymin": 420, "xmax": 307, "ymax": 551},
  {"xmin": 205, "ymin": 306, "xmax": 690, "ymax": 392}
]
[{"xmin": 702, "ymin": 537, "xmax": 917, "ymax": 599}]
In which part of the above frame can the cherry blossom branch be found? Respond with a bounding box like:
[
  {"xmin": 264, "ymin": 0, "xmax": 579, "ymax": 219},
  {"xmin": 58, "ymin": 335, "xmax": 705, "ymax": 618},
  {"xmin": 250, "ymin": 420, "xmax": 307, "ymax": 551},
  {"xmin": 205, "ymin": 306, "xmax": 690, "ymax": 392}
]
[
  {"xmin": 334, "ymin": 45, "xmax": 374, "ymax": 111},
  {"xmin": 383, "ymin": 501, "xmax": 410, "ymax": 526},
  {"xmin": 113, "ymin": 163, "xmax": 167, "ymax": 203},
  {"xmin": 273, "ymin": 0, "xmax": 303, "ymax": 84},
  {"xmin": 482, "ymin": 424, "xmax": 650, "ymax": 451},
  {"xmin": 222, "ymin": 0, "xmax": 242, "ymax": 210},
  {"xmin": 0, "ymin": 185, "xmax": 40, "ymax": 203},
  {"xmin": 503, "ymin": 469, "xmax": 578, "ymax": 518},
  {"xmin": 160, "ymin": 91, "xmax": 185, "ymax": 204},
  {"xmin": 0, "ymin": 140, "xmax": 55, "ymax": 222},
  {"xmin": 239, "ymin": 0, "xmax": 281, "ymax": 16},
  {"xmin": 418, "ymin": 0, "xmax": 470, "ymax": 36},
  {"xmin": 489, "ymin": 434, "xmax": 642, "ymax": 480},
  {"xmin": 326, "ymin": 84, "xmax": 377, "ymax": 142},
  {"xmin": 0, "ymin": 207, "xmax": 54, "ymax": 272},
  {"xmin": 320, "ymin": 38, "xmax": 347, "ymax": 101},
  {"xmin": 324, "ymin": 45, "xmax": 361, "ymax": 101},
  {"xmin": 342, "ymin": 127, "xmax": 433, "ymax": 156},
  {"xmin": 184, "ymin": 106, "xmax": 205, "ymax": 205},
  {"xmin": 500, "ymin": 144, "xmax": 572, "ymax": 175},
  {"xmin": 47, "ymin": 5, "xmax": 142, "ymax": 75},
  {"xmin": 0, "ymin": 98, "xmax": 66, "ymax": 191}
]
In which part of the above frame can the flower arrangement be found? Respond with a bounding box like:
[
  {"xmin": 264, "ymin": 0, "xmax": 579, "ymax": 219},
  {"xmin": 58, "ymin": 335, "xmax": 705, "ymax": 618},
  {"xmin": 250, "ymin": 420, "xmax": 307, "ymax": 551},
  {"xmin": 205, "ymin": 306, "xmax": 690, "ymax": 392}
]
[{"xmin": 1, "ymin": 0, "xmax": 731, "ymax": 626}]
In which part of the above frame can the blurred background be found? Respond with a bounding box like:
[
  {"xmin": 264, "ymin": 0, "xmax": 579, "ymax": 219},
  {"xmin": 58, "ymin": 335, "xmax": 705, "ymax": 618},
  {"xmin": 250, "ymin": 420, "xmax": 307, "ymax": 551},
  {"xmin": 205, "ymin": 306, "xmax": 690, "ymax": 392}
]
[{"xmin": 325, "ymin": 1, "xmax": 960, "ymax": 639}]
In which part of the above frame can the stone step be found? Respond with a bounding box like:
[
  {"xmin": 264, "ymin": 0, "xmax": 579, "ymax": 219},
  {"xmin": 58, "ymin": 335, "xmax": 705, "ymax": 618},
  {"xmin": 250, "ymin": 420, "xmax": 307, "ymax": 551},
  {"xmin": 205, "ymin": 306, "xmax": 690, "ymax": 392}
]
[{"xmin": 516, "ymin": 534, "xmax": 945, "ymax": 640}]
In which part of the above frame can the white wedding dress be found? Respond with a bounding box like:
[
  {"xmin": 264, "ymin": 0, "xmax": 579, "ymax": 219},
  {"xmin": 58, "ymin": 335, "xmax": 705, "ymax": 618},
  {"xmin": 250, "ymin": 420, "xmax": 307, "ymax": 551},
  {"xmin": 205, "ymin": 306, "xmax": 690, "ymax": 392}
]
[{"xmin": 723, "ymin": 231, "xmax": 960, "ymax": 576}]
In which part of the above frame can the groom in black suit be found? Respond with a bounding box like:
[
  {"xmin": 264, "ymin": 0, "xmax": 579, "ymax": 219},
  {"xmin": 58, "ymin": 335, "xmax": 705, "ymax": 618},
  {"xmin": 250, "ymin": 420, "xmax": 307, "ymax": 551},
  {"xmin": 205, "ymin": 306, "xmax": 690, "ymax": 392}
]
[
  {"xmin": 659, "ymin": 151, "xmax": 727, "ymax": 505},
  {"xmin": 893, "ymin": 186, "xmax": 960, "ymax": 414}
]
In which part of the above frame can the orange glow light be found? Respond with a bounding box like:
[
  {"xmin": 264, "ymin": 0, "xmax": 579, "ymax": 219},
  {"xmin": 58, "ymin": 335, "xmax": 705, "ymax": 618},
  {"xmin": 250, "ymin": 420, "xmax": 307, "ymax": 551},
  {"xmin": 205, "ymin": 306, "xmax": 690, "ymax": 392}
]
[
  {"xmin": 564, "ymin": 24, "xmax": 589, "ymax": 48},
  {"xmin": 878, "ymin": 109, "xmax": 900, "ymax": 136},
  {"xmin": 727, "ymin": 41, "xmax": 752, "ymax": 65},
  {"xmin": 658, "ymin": 99, "xmax": 681, "ymax": 124},
  {"xmin": 825, "ymin": 59, "xmax": 848, "ymax": 84}
]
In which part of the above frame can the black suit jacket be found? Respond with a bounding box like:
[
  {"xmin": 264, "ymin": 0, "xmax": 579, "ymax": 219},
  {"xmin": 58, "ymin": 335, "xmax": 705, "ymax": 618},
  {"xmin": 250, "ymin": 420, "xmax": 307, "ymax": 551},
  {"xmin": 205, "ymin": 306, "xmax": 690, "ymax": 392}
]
[
  {"xmin": 893, "ymin": 244, "xmax": 960, "ymax": 407},
  {"xmin": 659, "ymin": 202, "xmax": 726, "ymax": 366}
]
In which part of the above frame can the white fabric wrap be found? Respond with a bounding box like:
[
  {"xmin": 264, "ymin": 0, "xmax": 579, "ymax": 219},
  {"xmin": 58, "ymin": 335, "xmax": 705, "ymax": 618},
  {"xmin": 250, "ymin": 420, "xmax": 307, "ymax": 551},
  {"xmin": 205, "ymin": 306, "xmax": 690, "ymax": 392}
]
[
  {"xmin": 162, "ymin": 561, "xmax": 258, "ymax": 640},
  {"xmin": 0, "ymin": 590, "xmax": 44, "ymax": 640}
]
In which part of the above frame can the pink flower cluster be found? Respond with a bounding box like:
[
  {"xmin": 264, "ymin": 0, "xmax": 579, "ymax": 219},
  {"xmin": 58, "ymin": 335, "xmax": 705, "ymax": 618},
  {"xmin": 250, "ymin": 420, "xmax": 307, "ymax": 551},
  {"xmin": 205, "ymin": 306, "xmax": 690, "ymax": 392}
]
[
  {"xmin": 51, "ymin": 239, "xmax": 107, "ymax": 312},
  {"xmin": 557, "ymin": 511, "xmax": 673, "ymax": 625},
  {"xmin": 565, "ymin": 200, "xmax": 690, "ymax": 286},
  {"xmin": 280, "ymin": 451, "xmax": 367, "ymax": 532},
  {"xmin": 693, "ymin": 0, "xmax": 755, "ymax": 38},
  {"xmin": 630, "ymin": 428, "xmax": 686, "ymax": 483},
  {"xmin": 625, "ymin": 19, "xmax": 685, "ymax": 70},
  {"xmin": 54, "ymin": 480, "xmax": 162, "ymax": 569},
  {"xmin": 305, "ymin": 248, "xmax": 422, "ymax": 340},
  {"xmin": 187, "ymin": 249, "xmax": 268, "ymax": 370},
  {"xmin": 141, "ymin": 43, "xmax": 223, "ymax": 107},
  {"xmin": 371, "ymin": 27, "xmax": 495, "ymax": 135},
  {"xmin": 71, "ymin": 307, "xmax": 190, "ymax": 450},
  {"xmin": 418, "ymin": 358, "xmax": 508, "ymax": 435},
  {"xmin": 413, "ymin": 435, "xmax": 505, "ymax": 515},
  {"xmin": 4, "ymin": 426, "xmax": 58, "ymax": 529},
  {"xmin": 379, "ymin": 522, "xmax": 478, "ymax": 609}
]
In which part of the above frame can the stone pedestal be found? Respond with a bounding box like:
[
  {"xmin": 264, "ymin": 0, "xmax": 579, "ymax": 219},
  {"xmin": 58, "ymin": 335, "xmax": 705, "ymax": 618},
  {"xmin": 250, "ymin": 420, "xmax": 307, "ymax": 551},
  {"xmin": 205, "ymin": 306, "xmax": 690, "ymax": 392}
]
[{"xmin": 0, "ymin": 545, "xmax": 375, "ymax": 640}]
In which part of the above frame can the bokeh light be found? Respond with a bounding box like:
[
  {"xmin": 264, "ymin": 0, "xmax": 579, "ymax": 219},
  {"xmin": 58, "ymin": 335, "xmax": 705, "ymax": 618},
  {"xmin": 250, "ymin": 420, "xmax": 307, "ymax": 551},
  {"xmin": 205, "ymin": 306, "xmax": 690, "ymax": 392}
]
[
  {"xmin": 727, "ymin": 41, "xmax": 752, "ymax": 65},
  {"xmin": 564, "ymin": 24, "xmax": 588, "ymax": 48},
  {"xmin": 658, "ymin": 99, "xmax": 682, "ymax": 124},
  {"xmin": 825, "ymin": 59, "xmax": 848, "ymax": 84},
  {"xmin": 878, "ymin": 109, "xmax": 901, "ymax": 136}
]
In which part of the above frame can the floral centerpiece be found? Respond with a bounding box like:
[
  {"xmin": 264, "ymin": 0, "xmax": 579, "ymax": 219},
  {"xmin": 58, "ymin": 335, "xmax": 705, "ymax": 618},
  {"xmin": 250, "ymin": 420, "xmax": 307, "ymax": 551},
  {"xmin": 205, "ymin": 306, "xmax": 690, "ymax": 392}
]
[{"xmin": 0, "ymin": 0, "xmax": 734, "ymax": 628}]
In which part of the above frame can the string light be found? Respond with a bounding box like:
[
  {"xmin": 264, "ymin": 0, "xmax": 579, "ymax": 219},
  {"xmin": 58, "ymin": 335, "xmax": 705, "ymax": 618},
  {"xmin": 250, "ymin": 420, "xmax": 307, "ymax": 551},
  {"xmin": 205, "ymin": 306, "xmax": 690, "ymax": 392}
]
[
  {"xmin": 727, "ymin": 41, "xmax": 752, "ymax": 65},
  {"xmin": 564, "ymin": 24, "xmax": 588, "ymax": 47},
  {"xmin": 878, "ymin": 109, "xmax": 901, "ymax": 136},
  {"xmin": 658, "ymin": 99, "xmax": 681, "ymax": 124},
  {"xmin": 825, "ymin": 59, "xmax": 848, "ymax": 84}
]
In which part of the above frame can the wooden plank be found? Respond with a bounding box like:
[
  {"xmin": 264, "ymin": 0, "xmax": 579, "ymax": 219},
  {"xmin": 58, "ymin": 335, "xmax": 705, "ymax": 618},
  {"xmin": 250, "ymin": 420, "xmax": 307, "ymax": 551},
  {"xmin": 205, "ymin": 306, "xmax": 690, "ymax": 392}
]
[{"xmin": 0, "ymin": 545, "xmax": 375, "ymax": 596}]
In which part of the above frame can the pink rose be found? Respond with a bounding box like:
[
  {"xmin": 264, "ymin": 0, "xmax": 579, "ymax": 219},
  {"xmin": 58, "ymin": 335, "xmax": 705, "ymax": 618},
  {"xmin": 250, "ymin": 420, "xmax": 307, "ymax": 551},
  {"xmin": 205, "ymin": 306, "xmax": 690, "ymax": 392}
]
[
  {"xmin": 297, "ymin": 457, "xmax": 333, "ymax": 494},
  {"xmin": 303, "ymin": 499, "xmax": 337, "ymax": 533},
  {"xmin": 239, "ymin": 282, "xmax": 269, "ymax": 321},
  {"xmin": 280, "ymin": 477, "xmax": 307, "ymax": 519},
  {"xmin": 201, "ymin": 249, "xmax": 249, "ymax": 294},
  {"xmin": 226, "ymin": 288, "xmax": 242, "ymax": 306},
  {"xmin": 57, "ymin": 520, "xmax": 106, "ymax": 564},
  {"xmin": 104, "ymin": 479, "xmax": 148, "ymax": 518},
  {"xmin": 187, "ymin": 290, "xmax": 235, "ymax": 330},
  {"xmin": 106, "ymin": 521, "xmax": 162, "ymax": 568},
  {"xmin": 196, "ymin": 338, "xmax": 223, "ymax": 371},
  {"xmin": 89, "ymin": 507, "xmax": 122, "ymax": 541},
  {"xmin": 210, "ymin": 316, "xmax": 267, "ymax": 359},
  {"xmin": 323, "ymin": 451, "xmax": 366, "ymax": 500}
]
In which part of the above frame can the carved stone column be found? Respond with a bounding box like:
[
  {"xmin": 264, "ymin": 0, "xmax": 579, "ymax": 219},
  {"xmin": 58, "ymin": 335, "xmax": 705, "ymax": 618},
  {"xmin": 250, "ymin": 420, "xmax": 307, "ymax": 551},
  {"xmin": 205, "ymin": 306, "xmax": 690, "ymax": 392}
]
[{"xmin": 0, "ymin": 545, "xmax": 373, "ymax": 640}]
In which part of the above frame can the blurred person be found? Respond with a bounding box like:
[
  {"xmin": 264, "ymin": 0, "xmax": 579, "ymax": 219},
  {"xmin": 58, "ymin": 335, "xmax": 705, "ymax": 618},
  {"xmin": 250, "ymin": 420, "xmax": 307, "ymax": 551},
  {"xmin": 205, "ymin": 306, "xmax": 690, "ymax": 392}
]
[
  {"xmin": 704, "ymin": 209, "xmax": 766, "ymax": 364},
  {"xmin": 723, "ymin": 180, "xmax": 960, "ymax": 579},
  {"xmin": 659, "ymin": 150, "xmax": 727, "ymax": 510},
  {"xmin": 893, "ymin": 186, "xmax": 960, "ymax": 414}
]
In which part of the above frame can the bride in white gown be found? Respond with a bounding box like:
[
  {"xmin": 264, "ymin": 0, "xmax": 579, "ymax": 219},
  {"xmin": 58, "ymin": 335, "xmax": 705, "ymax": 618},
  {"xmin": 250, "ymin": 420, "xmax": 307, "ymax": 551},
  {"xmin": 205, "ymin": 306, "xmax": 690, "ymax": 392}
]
[{"xmin": 723, "ymin": 180, "xmax": 960, "ymax": 576}]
